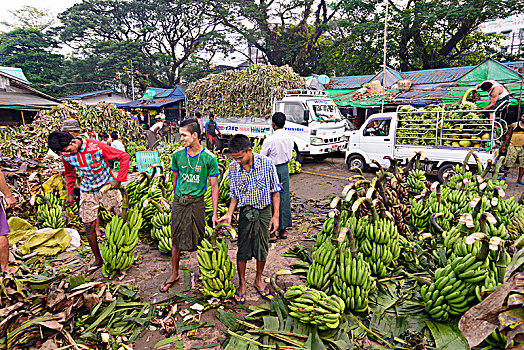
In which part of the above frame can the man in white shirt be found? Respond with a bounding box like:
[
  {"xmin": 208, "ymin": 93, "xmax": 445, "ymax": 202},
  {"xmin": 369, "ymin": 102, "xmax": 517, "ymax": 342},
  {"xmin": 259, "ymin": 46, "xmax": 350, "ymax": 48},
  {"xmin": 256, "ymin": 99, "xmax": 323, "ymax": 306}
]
[
  {"xmin": 146, "ymin": 113, "xmax": 166, "ymax": 148},
  {"xmin": 261, "ymin": 112, "xmax": 294, "ymax": 242},
  {"xmin": 110, "ymin": 132, "xmax": 126, "ymax": 152}
]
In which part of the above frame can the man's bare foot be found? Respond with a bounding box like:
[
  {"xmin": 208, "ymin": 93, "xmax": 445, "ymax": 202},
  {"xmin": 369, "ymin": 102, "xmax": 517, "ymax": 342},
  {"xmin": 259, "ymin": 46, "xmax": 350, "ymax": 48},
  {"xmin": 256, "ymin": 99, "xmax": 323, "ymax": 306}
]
[
  {"xmin": 1, "ymin": 265, "xmax": 17, "ymax": 274},
  {"xmin": 234, "ymin": 284, "xmax": 246, "ymax": 303},
  {"xmin": 160, "ymin": 275, "xmax": 180, "ymax": 292}
]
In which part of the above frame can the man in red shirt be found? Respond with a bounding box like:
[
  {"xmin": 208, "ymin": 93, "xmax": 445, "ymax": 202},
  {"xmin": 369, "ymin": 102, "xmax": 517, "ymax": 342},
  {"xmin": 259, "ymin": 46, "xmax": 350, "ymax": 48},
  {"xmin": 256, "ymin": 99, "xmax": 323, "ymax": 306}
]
[{"xmin": 48, "ymin": 131, "xmax": 130, "ymax": 271}]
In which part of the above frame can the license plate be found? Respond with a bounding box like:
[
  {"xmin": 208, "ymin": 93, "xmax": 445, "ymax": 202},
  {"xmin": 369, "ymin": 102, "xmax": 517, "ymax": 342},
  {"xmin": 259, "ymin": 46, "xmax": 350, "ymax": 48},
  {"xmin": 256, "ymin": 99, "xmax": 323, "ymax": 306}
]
[{"xmin": 331, "ymin": 145, "xmax": 338, "ymax": 151}]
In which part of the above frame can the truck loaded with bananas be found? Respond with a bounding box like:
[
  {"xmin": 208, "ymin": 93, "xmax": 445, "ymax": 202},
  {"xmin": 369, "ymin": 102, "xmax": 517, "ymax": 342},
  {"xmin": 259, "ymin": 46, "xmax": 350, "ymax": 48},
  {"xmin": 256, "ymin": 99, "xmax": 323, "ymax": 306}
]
[
  {"xmin": 197, "ymin": 223, "xmax": 236, "ymax": 299},
  {"xmin": 100, "ymin": 208, "xmax": 142, "ymax": 278},
  {"xmin": 284, "ymin": 285, "xmax": 345, "ymax": 330}
]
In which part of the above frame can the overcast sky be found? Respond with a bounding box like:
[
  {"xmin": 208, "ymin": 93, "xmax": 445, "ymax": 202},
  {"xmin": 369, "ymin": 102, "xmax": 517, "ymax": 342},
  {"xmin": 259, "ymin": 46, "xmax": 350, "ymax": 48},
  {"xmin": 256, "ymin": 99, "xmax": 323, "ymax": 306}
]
[{"xmin": 0, "ymin": 0, "xmax": 79, "ymax": 31}]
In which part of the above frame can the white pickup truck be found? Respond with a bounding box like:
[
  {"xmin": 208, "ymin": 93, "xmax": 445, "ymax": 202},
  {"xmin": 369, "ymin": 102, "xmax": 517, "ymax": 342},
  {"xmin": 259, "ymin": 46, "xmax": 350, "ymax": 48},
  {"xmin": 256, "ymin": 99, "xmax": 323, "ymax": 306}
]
[
  {"xmin": 345, "ymin": 105, "xmax": 508, "ymax": 182},
  {"xmin": 211, "ymin": 89, "xmax": 350, "ymax": 161}
]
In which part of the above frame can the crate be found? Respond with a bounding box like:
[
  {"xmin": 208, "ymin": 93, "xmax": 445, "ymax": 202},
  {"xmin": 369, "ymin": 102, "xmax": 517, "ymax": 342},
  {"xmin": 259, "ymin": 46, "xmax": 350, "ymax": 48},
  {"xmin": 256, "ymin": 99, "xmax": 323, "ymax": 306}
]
[{"xmin": 135, "ymin": 151, "xmax": 163, "ymax": 175}]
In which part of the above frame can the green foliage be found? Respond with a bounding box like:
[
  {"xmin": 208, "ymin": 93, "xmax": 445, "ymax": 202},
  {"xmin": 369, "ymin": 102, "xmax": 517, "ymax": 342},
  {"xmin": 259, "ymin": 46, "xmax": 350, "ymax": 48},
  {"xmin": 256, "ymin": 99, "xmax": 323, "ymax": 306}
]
[{"xmin": 0, "ymin": 28, "xmax": 63, "ymax": 95}]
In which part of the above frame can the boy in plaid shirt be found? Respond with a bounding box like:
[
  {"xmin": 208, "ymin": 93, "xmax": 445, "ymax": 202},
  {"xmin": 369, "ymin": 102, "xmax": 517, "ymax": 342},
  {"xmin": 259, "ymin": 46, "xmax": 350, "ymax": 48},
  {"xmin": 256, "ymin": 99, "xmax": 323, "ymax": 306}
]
[
  {"xmin": 219, "ymin": 134, "xmax": 281, "ymax": 304},
  {"xmin": 48, "ymin": 131, "xmax": 130, "ymax": 272}
]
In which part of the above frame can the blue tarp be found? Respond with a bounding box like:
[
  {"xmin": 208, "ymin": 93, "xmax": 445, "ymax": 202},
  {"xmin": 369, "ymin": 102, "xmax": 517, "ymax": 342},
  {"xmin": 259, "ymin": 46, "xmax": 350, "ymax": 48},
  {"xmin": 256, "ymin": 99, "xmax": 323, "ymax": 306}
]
[
  {"xmin": 116, "ymin": 96, "xmax": 184, "ymax": 108},
  {"xmin": 117, "ymin": 85, "xmax": 185, "ymax": 108}
]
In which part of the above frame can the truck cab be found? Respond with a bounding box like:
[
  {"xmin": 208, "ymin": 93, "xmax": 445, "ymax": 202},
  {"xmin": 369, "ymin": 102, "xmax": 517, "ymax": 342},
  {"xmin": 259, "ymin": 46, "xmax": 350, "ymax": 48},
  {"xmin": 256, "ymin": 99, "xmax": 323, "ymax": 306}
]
[{"xmin": 273, "ymin": 89, "xmax": 349, "ymax": 159}]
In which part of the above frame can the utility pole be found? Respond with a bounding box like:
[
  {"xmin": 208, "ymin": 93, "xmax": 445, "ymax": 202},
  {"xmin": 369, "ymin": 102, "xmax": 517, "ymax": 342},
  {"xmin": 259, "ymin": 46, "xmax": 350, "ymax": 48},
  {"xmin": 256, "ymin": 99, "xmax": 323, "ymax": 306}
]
[{"xmin": 380, "ymin": 0, "xmax": 389, "ymax": 113}]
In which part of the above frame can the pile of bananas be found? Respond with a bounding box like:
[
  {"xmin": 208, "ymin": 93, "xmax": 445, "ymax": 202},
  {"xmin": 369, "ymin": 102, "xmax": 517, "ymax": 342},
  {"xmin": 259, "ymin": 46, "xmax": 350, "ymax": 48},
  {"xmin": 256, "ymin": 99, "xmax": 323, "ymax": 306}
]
[
  {"xmin": 35, "ymin": 193, "xmax": 66, "ymax": 229},
  {"xmin": 497, "ymin": 197, "xmax": 524, "ymax": 226},
  {"xmin": 359, "ymin": 217, "xmax": 400, "ymax": 277},
  {"xmin": 151, "ymin": 211, "xmax": 172, "ymax": 254},
  {"xmin": 288, "ymin": 158, "xmax": 302, "ymax": 174},
  {"xmin": 197, "ymin": 223, "xmax": 236, "ymax": 299},
  {"xmin": 306, "ymin": 240, "xmax": 337, "ymax": 294},
  {"xmin": 443, "ymin": 189, "xmax": 469, "ymax": 219},
  {"xmin": 421, "ymin": 253, "xmax": 487, "ymax": 321},
  {"xmin": 284, "ymin": 285, "xmax": 345, "ymax": 330},
  {"xmin": 333, "ymin": 243, "xmax": 375, "ymax": 312},
  {"xmin": 508, "ymin": 214, "xmax": 524, "ymax": 239},
  {"xmin": 100, "ymin": 209, "xmax": 142, "ymax": 277},
  {"xmin": 406, "ymin": 169, "xmax": 426, "ymax": 193},
  {"xmin": 410, "ymin": 198, "xmax": 430, "ymax": 233},
  {"xmin": 312, "ymin": 217, "xmax": 334, "ymax": 252}
]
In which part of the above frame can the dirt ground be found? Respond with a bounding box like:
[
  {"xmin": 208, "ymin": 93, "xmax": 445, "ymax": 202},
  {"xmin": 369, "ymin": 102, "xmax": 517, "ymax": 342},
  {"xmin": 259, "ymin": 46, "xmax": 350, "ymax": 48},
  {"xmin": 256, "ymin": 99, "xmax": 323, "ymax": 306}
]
[{"xmin": 51, "ymin": 154, "xmax": 524, "ymax": 349}]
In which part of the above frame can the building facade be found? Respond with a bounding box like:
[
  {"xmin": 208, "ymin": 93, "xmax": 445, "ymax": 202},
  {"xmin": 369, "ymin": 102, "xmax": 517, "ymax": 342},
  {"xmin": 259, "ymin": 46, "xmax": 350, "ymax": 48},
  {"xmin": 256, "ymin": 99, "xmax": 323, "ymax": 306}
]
[{"xmin": 480, "ymin": 15, "xmax": 524, "ymax": 55}]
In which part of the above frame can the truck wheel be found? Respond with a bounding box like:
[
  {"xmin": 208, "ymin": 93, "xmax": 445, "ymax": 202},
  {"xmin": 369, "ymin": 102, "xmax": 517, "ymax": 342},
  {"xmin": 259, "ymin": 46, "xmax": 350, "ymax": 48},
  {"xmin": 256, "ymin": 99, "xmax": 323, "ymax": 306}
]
[
  {"xmin": 215, "ymin": 137, "xmax": 225, "ymax": 151},
  {"xmin": 437, "ymin": 164, "xmax": 456, "ymax": 183},
  {"xmin": 346, "ymin": 155, "xmax": 366, "ymax": 171},
  {"xmin": 294, "ymin": 146, "xmax": 305, "ymax": 163}
]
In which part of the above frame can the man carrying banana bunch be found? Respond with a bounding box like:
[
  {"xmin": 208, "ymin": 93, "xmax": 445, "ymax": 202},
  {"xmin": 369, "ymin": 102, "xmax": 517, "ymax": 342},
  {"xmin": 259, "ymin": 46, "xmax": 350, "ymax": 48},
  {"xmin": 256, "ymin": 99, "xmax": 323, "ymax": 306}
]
[
  {"xmin": 48, "ymin": 131, "xmax": 130, "ymax": 273},
  {"xmin": 160, "ymin": 118, "xmax": 220, "ymax": 292}
]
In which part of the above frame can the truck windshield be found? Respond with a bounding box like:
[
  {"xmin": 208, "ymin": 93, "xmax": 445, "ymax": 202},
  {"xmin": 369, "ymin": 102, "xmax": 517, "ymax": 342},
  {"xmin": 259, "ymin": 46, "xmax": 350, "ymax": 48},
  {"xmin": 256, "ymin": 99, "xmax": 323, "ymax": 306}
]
[{"xmin": 308, "ymin": 101, "xmax": 342, "ymax": 122}]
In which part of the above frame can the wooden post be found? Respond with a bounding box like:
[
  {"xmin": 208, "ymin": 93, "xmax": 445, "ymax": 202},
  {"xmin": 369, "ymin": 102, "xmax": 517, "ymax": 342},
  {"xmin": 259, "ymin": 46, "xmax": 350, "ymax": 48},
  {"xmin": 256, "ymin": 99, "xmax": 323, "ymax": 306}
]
[{"xmin": 21, "ymin": 110, "xmax": 26, "ymax": 125}]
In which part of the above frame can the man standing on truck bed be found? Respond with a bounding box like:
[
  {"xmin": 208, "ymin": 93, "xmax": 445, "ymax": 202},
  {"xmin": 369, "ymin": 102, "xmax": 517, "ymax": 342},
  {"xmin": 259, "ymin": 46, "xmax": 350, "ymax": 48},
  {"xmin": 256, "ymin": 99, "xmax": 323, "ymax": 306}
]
[
  {"xmin": 476, "ymin": 80, "xmax": 510, "ymax": 122},
  {"xmin": 205, "ymin": 114, "xmax": 222, "ymax": 150},
  {"xmin": 499, "ymin": 113, "xmax": 524, "ymax": 185},
  {"xmin": 261, "ymin": 112, "xmax": 293, "ymax": 242}
]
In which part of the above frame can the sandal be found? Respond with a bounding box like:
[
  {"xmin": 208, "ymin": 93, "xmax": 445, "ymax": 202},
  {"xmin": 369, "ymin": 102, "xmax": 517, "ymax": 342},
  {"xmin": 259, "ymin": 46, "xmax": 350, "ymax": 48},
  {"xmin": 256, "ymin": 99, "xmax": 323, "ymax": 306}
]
[
  {"xmin": 256, "ymin": 286, "xmax": 273, "ymax": 300},
  {"xmin": 279, "ymin": 231, "xmax": 288, "ymax": 240},
  {"xmin": 159, "ymin": 278, "xmax": 179, "ymax": 292},
  {"xmin": 234, "ymin": 291, "xmax": 246, "ymax": 304},
  {"xmin": 518, "ymin": 181, "xmax": 524, "ymax": 185},
  {"xmin": 269, "ymin": 235, "xmax": 277, "ymax": 244},
  {"xmin": 497, "ymin": 176, "xmax": 506, "ymax": 181}
]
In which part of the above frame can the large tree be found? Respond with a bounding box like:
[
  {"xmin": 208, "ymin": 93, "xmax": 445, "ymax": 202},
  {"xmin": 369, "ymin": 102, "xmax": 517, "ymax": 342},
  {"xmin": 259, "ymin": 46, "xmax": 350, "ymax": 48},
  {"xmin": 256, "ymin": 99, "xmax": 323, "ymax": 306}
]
[
  {"xmin": 0, "ymin": 28, "xmax": 63, "ymax": 95},
  {"xmin": 215, "ymin": 0, "xmax": 343, "ymax": 76},
  {"xmin": 58, "ymin": 0, "xmax": 226, "ymax": 88},
  {"xmin": 390, "ymin": 0, "xmax": 520, "ymax": 70}
]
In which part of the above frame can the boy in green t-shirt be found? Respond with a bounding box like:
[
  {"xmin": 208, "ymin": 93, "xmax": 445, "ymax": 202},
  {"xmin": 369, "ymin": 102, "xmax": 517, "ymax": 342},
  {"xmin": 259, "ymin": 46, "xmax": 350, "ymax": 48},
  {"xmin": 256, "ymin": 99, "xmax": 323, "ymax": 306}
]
[{"xmin": 160, "ymin": 119, "xmax": 220, "ymax": 292}]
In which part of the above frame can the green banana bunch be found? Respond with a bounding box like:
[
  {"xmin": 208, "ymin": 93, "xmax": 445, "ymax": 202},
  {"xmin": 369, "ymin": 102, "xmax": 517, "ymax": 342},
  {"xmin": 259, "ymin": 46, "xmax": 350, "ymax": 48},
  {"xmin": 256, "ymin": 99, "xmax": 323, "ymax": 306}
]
[
  {"xmin": 358, "ymin": 217, "xmax": 400, "ymax": 278},
  {"xmin": 421, "ymin": 253, "xmax": 488, "ymax": 321},
  {"xmin": 333, "ymin": 243, "xmax": 375, "ymax": 313},
  {"xmin": 498, "ymin": 198, "xmax": 524, "ymax": 227},
  {"xmin": 406, "ymin": 169, "xmax": 426, "ymax": 193},
  {"xmin": 98, "ymin": 205, "xmax": 113, "ymax": 224},
  {"xmin": 306, "ymin": 240, "xmax": 337, "ymax": 294},
  {"xmin": 288, "ymin": 158, "xmax": 301, "ymax": 174},
  {"xmin": 100, "ymin": 209, "xmax": 142, "ymax": 278},
  {"xmin": 39, "ymin": 206, "xmax": 66, "ymax": 229},
  {"xmin": 508, "ymin": 215, "xmax": 524, "ymax": 240},
  {"xmin": 197, "ymin": 223, "xmax": 236, "ymax": 299},
  {"xmin": 36, "ymin": 192, "xmax": 62, "ymax": 207},
  {"xmin": 151, "ymin": 212, "xmax": 171, "ymax": 240},
  {"xmin": 157, "ymin": 226, "xmax": 173, "ymax": 254},
  {"xmin": 312, "ymin": 217, "xmax": 334, "ymax": 252},
  {"xmin": 284, "ymin": 285, "xmax": 345, "ymax": 330},
  {"xmin": 443, "ymin": 189, "xmax": 470, "ymax": 220},
  {"xmin": 410, "ymin": 199, "xmax": 429, "ymax": 233}
]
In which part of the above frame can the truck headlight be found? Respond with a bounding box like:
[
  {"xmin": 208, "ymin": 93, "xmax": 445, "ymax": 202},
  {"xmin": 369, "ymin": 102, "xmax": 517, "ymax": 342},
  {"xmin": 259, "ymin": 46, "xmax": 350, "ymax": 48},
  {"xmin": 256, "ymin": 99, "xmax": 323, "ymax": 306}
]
[{"xmin": 310, "ymin": 137, "xmax": 323, "ymax": 145}]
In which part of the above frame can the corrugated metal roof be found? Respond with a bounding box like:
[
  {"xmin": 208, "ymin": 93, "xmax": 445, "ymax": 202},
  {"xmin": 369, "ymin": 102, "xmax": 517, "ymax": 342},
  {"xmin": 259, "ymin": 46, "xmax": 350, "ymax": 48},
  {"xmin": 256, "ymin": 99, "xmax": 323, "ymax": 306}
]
[
  {"xmin": 61, "ymin": 89, "xmax": 114, "ymax": 99},
  {"xmin": 142, "ymin": 85, "xmax": 185, "ymax": 99},
  {"xmin": 402, "ymin": 66, "xmax": 473, "ymax": 84},
  {"xmin": 0, "ymin": 66, "xmax": 31, "ymax": 84},
  {"xmin": 325, "ymin": 75, "xmax": 373, "ymax": 89},
  {"xmin": 117, "ymin": 96, "xmax": 184, "ymax": 108}
]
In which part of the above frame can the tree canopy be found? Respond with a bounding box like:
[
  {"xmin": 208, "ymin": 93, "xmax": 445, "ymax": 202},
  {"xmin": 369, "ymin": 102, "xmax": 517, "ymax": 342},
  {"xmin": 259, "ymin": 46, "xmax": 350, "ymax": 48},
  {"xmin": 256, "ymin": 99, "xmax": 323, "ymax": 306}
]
[{"xmin": 0, "ymin": 1, "xmax": 520, "ymax": 97}]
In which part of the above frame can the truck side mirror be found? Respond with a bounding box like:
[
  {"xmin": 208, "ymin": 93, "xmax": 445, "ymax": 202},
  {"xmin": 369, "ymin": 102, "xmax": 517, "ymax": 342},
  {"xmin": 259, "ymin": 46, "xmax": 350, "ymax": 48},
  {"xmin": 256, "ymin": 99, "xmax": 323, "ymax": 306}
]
[{"xmin": 303, "ymin": 110, "xmax": 309, "ymax": 123}]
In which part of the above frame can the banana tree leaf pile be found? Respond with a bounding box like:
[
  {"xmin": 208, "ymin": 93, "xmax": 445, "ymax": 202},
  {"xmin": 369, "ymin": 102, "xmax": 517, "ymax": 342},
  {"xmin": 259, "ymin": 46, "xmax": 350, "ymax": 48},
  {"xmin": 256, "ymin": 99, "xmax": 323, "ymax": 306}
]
[
  {"xmin": 0, "ymin": 101, "xmax": 146, "ymax": 159},
  {"xmin": 186, "ymin": 64, "xmax": 306, "ymax": 119},
  {"xmin": 396, "ymin": 102, "xmax": 501, "ymax": 147},
  {"xmin": 212, "ymin": 153, "xmax": 524, "ymax": 349},
  {"xmin": 0, "ymin": 257, "xmax": 158, "ymax": 350}
]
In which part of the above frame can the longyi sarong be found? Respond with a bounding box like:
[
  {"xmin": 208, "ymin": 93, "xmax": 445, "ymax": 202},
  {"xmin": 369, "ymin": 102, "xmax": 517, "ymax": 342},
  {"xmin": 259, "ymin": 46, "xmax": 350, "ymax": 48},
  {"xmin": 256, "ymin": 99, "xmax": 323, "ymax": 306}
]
[
  {"xmin": 275, "ymin": 163, "xmax": 292, "ymax": 230},
  {"xmin": 171, "ymin": 194, "xmax": 205, "ymax": 252},
  {"xmin": 237, "ymin": 205, "xmax": 271, "ymax": 261}
]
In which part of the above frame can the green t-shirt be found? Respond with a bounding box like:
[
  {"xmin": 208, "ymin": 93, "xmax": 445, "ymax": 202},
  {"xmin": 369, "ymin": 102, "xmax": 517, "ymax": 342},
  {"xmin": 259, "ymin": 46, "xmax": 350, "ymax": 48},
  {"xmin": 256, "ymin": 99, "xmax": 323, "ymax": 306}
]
[{"xmin": 171, "ymin": 147, "xmax": 220, "ymax": 197}]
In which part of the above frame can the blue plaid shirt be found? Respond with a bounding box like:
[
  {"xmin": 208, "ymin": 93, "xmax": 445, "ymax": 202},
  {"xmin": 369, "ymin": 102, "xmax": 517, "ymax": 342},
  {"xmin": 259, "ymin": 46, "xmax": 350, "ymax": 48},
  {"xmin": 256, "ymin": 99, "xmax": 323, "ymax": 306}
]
[{"xmin": 229, "ymin": 153, "xmax": 282, "ymax": 209}]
